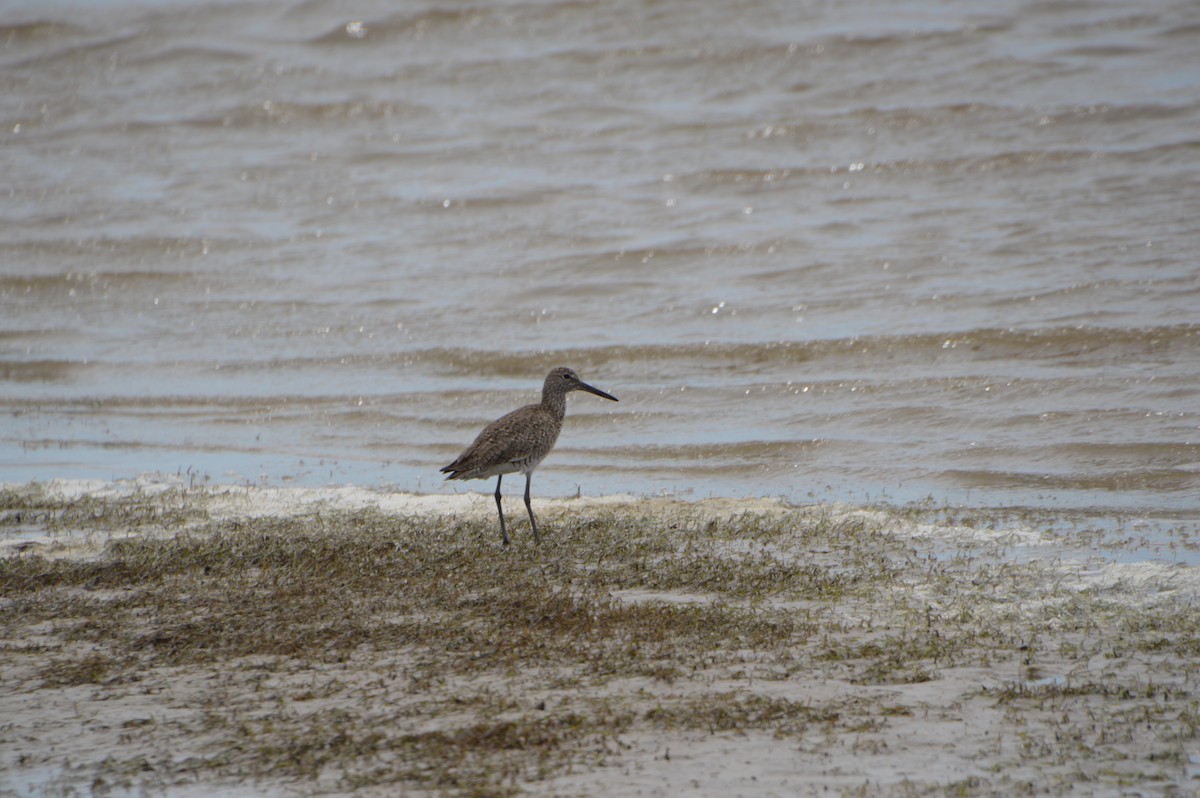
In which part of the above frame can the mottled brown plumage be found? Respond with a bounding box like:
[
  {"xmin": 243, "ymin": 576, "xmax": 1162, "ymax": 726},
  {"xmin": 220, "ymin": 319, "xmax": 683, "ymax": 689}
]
[{"xmin": 441, "ymin": 367, "xmax": 618, "ymax": 545}]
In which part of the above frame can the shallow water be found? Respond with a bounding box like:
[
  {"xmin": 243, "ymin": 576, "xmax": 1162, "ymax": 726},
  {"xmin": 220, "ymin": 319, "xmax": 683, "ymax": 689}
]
[{"xmin": 2, "ymin": 0, "xmax": 1199, "ymax": 523}]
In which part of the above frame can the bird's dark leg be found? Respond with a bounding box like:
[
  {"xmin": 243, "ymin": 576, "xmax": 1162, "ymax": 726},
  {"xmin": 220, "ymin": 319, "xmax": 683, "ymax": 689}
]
[
  {"xmin": 494, "ymin": 475, "xmax": 510, "ymax": 546},
  {"xmin": 524, "ymin": 472, "xmax": 541, "ymax": 543}
]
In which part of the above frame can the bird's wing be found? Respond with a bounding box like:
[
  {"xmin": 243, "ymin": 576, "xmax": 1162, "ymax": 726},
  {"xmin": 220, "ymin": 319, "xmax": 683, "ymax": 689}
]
[{"xmin": 442, "ymin": 404, "xmax": 549, "ymax": 476}]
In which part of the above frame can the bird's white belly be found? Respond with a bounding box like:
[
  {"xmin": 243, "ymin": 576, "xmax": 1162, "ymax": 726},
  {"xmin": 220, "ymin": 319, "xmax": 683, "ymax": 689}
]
[{"xmin": 470, "ymin": 454, "xmax": 545, "ymax": 479}]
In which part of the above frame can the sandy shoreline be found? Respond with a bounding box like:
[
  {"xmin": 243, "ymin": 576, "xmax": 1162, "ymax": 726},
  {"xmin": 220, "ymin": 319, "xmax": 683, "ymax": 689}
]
[{"xmin": 2, "ymin": 479, "xmax": 1199, "ymax": 797}]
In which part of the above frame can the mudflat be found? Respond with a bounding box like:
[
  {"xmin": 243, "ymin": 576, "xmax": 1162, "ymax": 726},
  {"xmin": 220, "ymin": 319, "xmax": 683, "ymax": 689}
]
[{"xmin": 2, "ymin": 480, "xmax": 1198, "ymax": 797}]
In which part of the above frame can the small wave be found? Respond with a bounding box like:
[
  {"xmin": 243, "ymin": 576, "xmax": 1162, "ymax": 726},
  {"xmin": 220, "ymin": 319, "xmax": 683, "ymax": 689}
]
[
  {"xmin": 306, "ymin": 4, "xmax": 602, "ymax": 45},
  {"xmin": 584, "ymin": 439, "xmax": 827, "ymax": 464},
  {"xmin": 6, "ymin": 325, "xmax": 1190, "ymax": 399},
  {"xmin": 184, "ymin": 99, "xmax": 433, "ymax": 129},
  {"xmin": 945, "ymin": 468, "xmax": 1200, "ymax": 494},
  {"xmin": 1059, "ymin": 44, "xmax": 1152, "ymax": 58},
  {"xmin": 125, "ymin": 44, "xmax": 254, "ymax": 68},
  {"xmin": 0, "ymin": 360, "xmax": 78, "ymax": 383},
  {"xmin": 413, "ymin": 324, "xmax": 1200, "ymax": 375},
  {"xmin": 1, "ymin": 235, "xmax": 236, "ymax": 261},
  {"xmin": 0, "ymin": 269, "xmax": 200, "ymax": 299},
  {"xmin": 1159, "ymin": 22, "xmax": 1200, "ymax": 39},
  {"xmin": 161, "ymin": 324, "xmax": 1195, "ymax": 380},
  {"xmin": 0, "ymin": 20, "xmax": 89, "ymax": 41},
  {"xmin": 676, "ymin": 147, "xmax": 1116, "ymax": 190},
  {"xmin": 0, "ymin": 28, "xmax": 139, "ymax": 70}
]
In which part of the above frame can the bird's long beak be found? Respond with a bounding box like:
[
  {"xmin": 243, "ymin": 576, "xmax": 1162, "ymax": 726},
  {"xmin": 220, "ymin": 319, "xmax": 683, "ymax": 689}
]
[{"xmin": 579, "ymin": 381, "xmax": 619, "ymax": 402}]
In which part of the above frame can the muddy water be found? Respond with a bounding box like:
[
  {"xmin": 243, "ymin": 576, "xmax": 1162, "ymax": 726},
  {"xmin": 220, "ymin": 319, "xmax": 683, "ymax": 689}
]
[{"xmin": 2, "ymin": 0, "xmax": 1199, "ymax": 523}]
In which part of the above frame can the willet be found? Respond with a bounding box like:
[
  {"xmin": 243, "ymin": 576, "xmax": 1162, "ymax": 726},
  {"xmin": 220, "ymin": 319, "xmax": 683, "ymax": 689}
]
[{"xmin": 440, "ymin": 367, "xmax": 618, "ymax": 545}]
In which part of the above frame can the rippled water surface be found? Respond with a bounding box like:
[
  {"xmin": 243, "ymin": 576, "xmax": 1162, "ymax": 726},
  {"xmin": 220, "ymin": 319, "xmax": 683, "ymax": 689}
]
[{"xmin": 3, "ymin": 0, "xmax": 1199, "ymax": 522}]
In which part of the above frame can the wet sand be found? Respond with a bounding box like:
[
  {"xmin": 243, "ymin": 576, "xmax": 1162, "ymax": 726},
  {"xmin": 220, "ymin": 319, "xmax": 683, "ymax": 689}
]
[{"xmin": 2, "ymin": 479, "xmax": 1198, "ymax": 797}]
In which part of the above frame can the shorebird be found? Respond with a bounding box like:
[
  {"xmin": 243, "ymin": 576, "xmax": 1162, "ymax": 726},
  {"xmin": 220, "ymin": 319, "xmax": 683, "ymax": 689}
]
[{"xmin": 440, "ymin": 367, "xmax": 618, "ymax": 545}]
